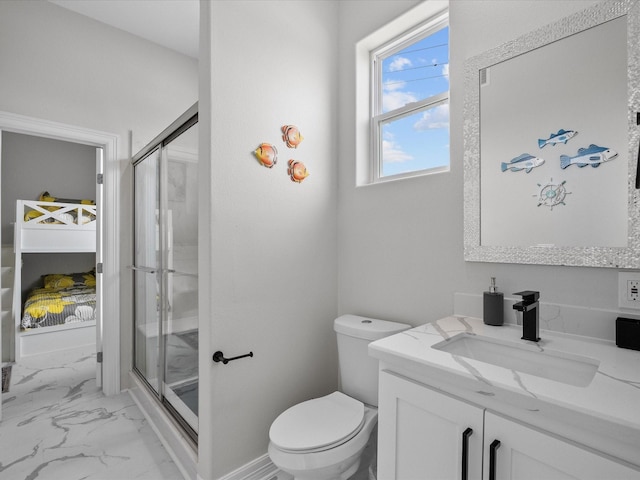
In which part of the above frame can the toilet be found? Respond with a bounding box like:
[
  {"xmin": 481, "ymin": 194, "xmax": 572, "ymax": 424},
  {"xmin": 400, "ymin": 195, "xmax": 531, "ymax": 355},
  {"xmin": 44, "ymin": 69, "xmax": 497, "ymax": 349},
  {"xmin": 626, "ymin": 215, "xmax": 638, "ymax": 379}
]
[{"xmin": 268, "ymin": 314, "xmax": 411, "ymax": 480}]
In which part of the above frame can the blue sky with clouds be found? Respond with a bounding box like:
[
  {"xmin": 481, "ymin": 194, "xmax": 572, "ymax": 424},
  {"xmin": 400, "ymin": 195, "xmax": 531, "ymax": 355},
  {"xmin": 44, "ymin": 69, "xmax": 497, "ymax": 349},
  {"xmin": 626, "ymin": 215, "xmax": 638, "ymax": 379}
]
[{"xmin": 381, "ymin": 26, "xmax": 449, "ymax": 177}]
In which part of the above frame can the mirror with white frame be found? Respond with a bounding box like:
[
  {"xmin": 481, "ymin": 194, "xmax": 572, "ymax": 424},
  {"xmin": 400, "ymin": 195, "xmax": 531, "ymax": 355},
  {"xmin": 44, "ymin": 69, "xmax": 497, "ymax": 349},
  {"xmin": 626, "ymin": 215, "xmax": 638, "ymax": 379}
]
[{"xmin": 464, "ymin": 0, "xmax": 640, "ymax": 267}]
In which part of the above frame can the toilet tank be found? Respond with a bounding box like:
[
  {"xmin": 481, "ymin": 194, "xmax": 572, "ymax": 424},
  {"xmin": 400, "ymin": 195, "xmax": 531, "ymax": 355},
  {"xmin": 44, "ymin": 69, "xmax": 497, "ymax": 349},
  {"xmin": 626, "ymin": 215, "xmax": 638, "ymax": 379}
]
[{"xmin": 334, "ymin": 315, "xmax": 411, "ymax": 407}]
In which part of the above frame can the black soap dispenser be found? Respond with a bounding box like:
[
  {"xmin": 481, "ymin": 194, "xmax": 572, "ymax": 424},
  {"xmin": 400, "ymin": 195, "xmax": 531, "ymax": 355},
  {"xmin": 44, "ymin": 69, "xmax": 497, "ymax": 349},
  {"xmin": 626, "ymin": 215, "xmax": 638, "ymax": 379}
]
[{"xmin": 483, "ymin": 277, "xmax": 504, "ymax": 326}]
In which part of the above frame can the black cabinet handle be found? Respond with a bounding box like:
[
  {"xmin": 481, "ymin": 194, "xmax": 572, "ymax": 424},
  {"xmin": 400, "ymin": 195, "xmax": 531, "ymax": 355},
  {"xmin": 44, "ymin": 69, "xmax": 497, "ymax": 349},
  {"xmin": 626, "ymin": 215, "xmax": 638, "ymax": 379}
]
[
  {"xmin": 489, "ymin": 439, "xmax": 501, "ymax": 480},
  {"xmin": 461, "ymin": 427, "xmax": 473, "ymax": 480},
  {"xmin": 636, "ymin": 112, "xmax": 640, "ymax": 189}
]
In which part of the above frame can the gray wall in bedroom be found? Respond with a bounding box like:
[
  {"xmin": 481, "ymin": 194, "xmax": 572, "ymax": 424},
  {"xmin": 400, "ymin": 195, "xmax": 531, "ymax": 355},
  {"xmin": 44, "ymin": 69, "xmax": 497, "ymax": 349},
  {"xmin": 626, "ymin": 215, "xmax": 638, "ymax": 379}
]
[
  {"xmin": 1, "ymin": 131, "xmax": 97, "ymax": 244},
  {"xmin": 1, "ymin": 131, "xmax": 97, "ymax": 301},
  {"xmin": 20, "ymin": 253, "xmax": 96, "ymax": 301}
]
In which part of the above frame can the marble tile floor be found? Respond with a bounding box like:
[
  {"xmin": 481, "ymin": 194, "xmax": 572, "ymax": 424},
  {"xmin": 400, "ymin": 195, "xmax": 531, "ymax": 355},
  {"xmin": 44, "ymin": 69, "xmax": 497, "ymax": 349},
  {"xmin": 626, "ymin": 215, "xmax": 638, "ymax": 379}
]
[{"xmin": 0, "ymin": 345, "xmax": 184, "ymax": 480}]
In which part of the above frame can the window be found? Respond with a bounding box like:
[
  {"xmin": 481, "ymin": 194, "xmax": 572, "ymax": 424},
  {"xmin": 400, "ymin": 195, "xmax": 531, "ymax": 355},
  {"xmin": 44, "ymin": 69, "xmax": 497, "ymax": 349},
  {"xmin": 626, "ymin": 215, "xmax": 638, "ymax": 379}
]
[{"xmin": 370, "ymin": 12, "xmax": 449, "ymax": 182}]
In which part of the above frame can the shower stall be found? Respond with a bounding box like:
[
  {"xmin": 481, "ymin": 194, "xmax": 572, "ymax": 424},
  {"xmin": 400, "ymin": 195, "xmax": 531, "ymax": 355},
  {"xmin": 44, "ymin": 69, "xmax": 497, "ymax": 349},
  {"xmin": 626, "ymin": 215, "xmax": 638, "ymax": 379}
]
[{"xmin": 131, "ymin": 104, "xmax": 199, "ymax": 441}]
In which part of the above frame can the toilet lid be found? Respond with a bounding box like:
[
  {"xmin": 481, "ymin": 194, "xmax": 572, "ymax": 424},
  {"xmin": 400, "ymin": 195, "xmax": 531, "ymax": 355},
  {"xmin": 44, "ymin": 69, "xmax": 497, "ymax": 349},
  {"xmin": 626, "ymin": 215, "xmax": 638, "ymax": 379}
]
[{"xmin": 269, "ymin": 392, "xmax": 365, "ymax": 452}]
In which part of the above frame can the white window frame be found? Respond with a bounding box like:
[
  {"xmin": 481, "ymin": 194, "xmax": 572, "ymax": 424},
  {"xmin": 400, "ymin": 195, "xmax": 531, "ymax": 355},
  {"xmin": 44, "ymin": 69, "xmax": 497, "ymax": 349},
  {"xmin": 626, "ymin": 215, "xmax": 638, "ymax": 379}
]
[{"xmin": 355, "ymin": 2, "xmax": 450, "ymax": 186}]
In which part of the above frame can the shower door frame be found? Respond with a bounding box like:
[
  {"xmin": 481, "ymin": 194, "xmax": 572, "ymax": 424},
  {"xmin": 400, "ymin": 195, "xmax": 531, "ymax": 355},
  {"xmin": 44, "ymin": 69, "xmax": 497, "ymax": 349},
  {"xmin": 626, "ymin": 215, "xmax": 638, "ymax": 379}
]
[{"xmin": 131, "ymin": 104, "xmax": 198, "ymax": 443}]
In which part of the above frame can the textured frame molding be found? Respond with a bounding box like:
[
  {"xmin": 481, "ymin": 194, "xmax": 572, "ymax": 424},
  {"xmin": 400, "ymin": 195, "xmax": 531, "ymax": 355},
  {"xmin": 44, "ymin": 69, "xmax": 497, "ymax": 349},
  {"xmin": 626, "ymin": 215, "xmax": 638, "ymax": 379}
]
[{"xmin": 463, "ymin": 0, "xmax": 640, "ymax": 268}]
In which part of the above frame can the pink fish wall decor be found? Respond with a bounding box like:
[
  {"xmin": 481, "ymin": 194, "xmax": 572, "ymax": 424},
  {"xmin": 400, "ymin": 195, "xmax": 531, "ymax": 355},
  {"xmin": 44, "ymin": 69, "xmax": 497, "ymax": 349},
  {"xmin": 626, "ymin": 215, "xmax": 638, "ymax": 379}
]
[
  {"xmin": 281, "ymin": 125, "xmax": 304, "ymax": 148},
  {"xmin": 287, "ymin": 159, "xmax": 309, "ymax": 183},
  {"xmin": 254, "ymin": 143, "xmax": 278, "ymax": 168}
]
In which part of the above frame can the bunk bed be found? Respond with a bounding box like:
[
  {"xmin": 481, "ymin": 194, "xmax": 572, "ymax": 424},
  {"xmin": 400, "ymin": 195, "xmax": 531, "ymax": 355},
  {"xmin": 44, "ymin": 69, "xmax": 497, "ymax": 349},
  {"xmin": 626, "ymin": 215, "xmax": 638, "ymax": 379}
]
[{"xmin": 13, "ymin": 198, "xmax": 97, "ymax": 359}]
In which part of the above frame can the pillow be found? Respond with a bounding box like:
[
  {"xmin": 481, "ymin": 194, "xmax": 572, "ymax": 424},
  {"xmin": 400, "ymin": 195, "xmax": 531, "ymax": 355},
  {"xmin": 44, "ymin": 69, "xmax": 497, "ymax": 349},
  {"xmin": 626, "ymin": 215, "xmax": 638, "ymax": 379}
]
[
  {"xmin": 39, "ymin": 191, "xmax": 95, "ymax": 205},
  {"xmin": 42, "ymin": 270, "xmax": 96, "ymax": 289}
]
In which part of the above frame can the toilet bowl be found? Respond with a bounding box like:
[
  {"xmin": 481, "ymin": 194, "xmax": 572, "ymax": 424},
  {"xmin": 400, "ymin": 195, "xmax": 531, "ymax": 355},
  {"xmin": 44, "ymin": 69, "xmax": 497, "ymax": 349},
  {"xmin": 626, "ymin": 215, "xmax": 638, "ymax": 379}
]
[
  {"xmin": 268, "ymin": 392, "xmax": 378, "ymax": 480},
  {"xmin": 268, "ymin": 315, "xmax": 411, "ymax": 480}
]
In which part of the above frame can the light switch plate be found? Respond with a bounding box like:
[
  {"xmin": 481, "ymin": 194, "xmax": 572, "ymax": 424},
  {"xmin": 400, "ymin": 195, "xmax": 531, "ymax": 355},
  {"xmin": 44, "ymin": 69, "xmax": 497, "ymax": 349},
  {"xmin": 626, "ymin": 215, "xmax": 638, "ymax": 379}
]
[{"xmin": 618, "ymin": 272, "xmax": 640, "ymax": 309}]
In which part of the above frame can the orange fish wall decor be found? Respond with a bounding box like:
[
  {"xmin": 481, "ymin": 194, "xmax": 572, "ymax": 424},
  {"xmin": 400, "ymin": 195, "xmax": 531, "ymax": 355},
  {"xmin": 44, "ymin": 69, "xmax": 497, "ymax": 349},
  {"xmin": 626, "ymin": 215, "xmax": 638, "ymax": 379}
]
[
  {"xmin": 287, "ymin": 159, "xmax": 309, "ymax": 183},
  {"xmin": 281, "ymin": 125, "xmax": 304, "ymax": 149},
  {"xmin": 254, "ymin": 143, "xmax": 278, "ymax": 168}
]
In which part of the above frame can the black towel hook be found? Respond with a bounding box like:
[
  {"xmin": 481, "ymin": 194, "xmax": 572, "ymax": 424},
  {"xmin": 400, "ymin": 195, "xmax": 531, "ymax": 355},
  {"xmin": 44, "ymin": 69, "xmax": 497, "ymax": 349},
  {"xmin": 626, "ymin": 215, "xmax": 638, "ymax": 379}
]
[{"xmin": 212, "ymin": 350, "xmax": 254, "ymax": 365}]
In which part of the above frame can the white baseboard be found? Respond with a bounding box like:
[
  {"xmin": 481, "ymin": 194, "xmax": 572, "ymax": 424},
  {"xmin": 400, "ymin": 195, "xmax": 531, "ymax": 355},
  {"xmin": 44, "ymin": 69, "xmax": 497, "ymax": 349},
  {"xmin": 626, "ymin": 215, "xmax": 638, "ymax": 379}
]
[{"xmin": 214, "ymin": 454, "xmax": 285, "ymax": 480}]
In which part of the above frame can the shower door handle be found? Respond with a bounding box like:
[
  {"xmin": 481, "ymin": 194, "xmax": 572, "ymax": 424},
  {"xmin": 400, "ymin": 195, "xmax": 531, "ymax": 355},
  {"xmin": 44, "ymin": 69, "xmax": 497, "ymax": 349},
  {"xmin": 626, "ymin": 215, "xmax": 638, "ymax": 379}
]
[
  {"xmin": 129, "ymin": 265, "xmax": 157, "ymax": 274},
  {"xmin": 129, "ymin": 265, "xmax": 175, "ymax": 274}
]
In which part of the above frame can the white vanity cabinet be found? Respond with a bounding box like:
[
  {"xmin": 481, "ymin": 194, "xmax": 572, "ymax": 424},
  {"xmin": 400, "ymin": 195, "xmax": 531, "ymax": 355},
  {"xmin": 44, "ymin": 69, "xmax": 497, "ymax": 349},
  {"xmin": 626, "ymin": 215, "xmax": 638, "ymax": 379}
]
[
  {"xmin": 378, "ymin": 370, "xmax": 483, "ymax": 480},
  {"xmin": 378, "ymin": 370, "xmax": 640, "ymax": 480},
  {"xmin": 484, "ymin": 411, "xmax": 640, "ymax": 480}
]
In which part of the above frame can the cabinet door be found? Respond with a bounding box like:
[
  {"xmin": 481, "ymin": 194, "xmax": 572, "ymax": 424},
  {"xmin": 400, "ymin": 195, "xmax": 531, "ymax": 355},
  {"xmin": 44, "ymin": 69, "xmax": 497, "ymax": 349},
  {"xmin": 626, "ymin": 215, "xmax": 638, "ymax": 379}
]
[
  {"xmin": 378, "ymin": 371, "xmax": 484, "ymax": 480},
  {"xmin": 484, "ymin": 412, "xmax": 640, "ymax": 480}
]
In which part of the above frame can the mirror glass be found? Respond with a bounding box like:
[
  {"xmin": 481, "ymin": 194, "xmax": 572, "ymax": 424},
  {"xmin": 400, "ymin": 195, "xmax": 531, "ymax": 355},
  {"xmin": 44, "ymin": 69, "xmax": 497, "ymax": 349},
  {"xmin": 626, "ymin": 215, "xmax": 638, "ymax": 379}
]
[{"xmin": 464, "ymin": 1, "xmax": 640, "ymax": 267}]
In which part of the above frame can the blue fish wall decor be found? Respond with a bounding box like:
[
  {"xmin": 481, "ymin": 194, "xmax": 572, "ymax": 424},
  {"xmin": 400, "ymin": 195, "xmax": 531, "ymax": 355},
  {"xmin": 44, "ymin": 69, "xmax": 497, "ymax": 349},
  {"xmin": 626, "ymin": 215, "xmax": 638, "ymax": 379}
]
[
  {"xmin": 559, "ymin": 144, "xmax": 618, "ymax": 169},
  {"xmin": 501, "ymin": 153, "xmax": 545, "ymax": 173},
  {"xmin": 538, "ymin": 129, "xmax": 578, "ymax": 148}
]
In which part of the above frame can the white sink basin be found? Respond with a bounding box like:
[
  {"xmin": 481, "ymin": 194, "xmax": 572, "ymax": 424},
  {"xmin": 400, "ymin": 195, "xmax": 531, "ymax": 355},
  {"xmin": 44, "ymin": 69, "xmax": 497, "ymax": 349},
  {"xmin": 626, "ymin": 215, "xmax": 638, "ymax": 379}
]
[{"xmin": 432, "ymin": 333, "xmax": 600, "ymax": 387}]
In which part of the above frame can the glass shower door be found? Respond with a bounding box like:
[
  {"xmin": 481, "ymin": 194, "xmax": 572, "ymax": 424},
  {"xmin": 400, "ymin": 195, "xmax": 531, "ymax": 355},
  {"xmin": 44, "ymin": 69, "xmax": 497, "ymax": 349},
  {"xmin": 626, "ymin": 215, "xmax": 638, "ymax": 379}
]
[
  {"xmin": 133, "ymin": 148, "xmax": 162, "ymax": 395},
  {"xmin": 162, "ymin": 123, "xmax": 199, "ymax": 433},
  {"xmin": 133, "ymin": 113, "xmax": 198, "ymax": 440}
]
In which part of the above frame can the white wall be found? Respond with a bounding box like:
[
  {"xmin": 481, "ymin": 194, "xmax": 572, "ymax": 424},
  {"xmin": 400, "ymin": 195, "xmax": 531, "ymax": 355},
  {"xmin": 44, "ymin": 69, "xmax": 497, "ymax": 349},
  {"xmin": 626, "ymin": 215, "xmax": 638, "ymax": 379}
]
[
  {"xmin": 0, "ymin": 1, "xmax": 198, "ymax": 151},
  {"xmin": 450, "ymin": 1, "xmax": 621, "ymax": 313},
  {"xmin": 337, "ymin": 0, "xmax": 624, "ymax": 333},
  {"xmin": 199, "ymin": 1, "xmax": 339, "ymax": 477},
  {"xmin": 0, "ymin": 0, "xmax": 198, "ymax": 387},
  {"xmin": 338, "ymin": 0, "xmax": 459, "ymax": 324}
]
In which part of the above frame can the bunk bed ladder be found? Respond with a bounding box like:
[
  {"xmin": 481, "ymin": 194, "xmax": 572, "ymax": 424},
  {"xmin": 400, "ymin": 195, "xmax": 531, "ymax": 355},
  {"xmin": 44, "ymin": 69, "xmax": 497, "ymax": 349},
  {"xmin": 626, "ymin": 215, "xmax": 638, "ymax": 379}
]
[{"xmin": 1, "ymin": 246, "xmax": 15, "ymax": 392}]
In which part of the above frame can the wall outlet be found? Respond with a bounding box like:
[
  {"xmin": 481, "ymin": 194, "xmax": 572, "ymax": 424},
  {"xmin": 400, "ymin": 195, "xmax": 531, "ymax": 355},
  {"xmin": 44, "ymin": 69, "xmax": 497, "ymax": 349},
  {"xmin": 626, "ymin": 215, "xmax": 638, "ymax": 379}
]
[{"xmin": 618, "ymin": 272, "xmax": 640, "ymax": 309}]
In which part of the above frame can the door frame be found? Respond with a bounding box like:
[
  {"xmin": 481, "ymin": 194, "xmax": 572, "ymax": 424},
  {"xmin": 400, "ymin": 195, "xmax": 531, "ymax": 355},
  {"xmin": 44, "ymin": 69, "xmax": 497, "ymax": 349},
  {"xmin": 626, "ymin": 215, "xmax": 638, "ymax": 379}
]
[{"xmin": 0, "ymin": 110, "xmax": 120, "ymax": 396}]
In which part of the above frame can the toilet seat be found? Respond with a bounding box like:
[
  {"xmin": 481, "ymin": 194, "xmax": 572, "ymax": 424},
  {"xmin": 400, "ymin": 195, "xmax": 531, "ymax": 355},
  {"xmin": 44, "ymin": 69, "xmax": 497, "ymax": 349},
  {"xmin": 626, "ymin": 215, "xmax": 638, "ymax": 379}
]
[{"xmin": 269, "ymin": 392, "xmax": 365, "ymax": 453}]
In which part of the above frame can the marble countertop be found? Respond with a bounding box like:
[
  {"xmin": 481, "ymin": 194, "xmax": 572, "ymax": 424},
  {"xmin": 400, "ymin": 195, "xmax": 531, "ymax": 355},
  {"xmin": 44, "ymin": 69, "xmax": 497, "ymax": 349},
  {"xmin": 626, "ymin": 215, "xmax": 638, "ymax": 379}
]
[{"xmin": 369, "ymin": 315, "xmax": 640, "ymax": 465}]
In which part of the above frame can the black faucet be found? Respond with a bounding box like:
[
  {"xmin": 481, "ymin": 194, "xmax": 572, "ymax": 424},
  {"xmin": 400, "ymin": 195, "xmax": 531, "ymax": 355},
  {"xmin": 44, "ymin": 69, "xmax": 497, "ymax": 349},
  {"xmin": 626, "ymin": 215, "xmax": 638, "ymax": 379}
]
[{"xmin": 513, "ymin": 291, "xmax": 540, "ymax": 342}]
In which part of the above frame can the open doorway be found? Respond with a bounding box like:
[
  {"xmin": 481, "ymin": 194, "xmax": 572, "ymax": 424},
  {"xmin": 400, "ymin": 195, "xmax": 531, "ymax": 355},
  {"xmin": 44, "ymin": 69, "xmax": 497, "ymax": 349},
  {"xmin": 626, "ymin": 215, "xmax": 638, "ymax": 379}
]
[
  {"xmin": 0, "ymin": 111, "xmax": 120, "ymax": 421},
  {"xmin": 1, "ymin": 132, "xmax": 101, "ymax": 395}
]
